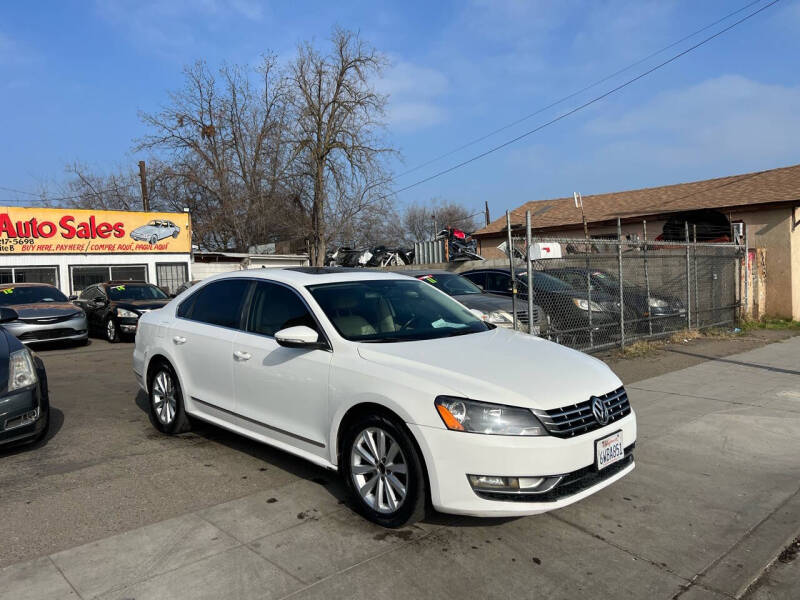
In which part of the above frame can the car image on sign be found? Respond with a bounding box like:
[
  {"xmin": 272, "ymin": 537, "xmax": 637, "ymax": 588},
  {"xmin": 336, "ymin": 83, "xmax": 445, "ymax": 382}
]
[{"xmin": 130, "ymin": 219, "xmax": 181, "ymax": 245}]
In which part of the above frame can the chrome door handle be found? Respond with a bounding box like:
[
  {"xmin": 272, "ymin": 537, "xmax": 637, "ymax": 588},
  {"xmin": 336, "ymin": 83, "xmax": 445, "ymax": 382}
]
[
  {"xmin": 233, "ymin": 350, "xmax": 251, "ymax": 361},
  {"xmin": 172, "ymin": 336, "xmax": 187, "ymax": 345}
]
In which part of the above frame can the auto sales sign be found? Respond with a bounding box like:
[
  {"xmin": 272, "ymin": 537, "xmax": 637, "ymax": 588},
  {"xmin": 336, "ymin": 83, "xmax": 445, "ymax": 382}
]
[{"xmin": 0, "ymin": 207, "xmax": 191, "ymax": 254}]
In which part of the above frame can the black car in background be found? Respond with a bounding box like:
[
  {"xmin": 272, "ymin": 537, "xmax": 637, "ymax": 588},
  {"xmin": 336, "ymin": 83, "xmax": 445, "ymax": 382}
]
[
  {"xmin": 0, "ymin": 307, "xmax": 50, "ymax": 448},
  {"xmin": 541, "ymin": 267, "xmax": 686, "ymax": 332},
  {"xmin": 461, "ymin": 268, "xmax": 624, "ymax": 344},
  {"xmin": 402, "ymin": 270, "xmax": 547, "ymax": 333},
  {"xmin": 73, "ymin": 281, "xmax": 170, "ymax": 343}
]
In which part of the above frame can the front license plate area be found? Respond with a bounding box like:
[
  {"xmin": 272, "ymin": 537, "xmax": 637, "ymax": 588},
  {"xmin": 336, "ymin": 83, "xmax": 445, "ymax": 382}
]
[{"xmin": 596, "ymin": 430, "xmax": 624, "ymax": 470}]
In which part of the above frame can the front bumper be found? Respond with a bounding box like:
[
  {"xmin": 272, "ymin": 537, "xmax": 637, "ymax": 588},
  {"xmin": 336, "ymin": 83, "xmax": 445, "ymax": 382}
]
[
  {"xmin": 0, "ymin": 385, "xmax": 47, "ymax": 446},
  {"xmin": 118, "ymin": 316, "xmax": 140, "ymax": 334},
  {"xmin": 4, "ymin": 315, "xmax": 88, "ymax": 344},
  {"xmin": 409, "ymin": 411, "xmax": 636, "ymax": 517}
]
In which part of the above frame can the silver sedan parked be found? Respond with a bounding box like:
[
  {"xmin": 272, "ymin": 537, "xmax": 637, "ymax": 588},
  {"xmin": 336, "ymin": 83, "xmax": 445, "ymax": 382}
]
[{"xmin": 0, "ymin": 283, "xmax": 88, "ymax": 345}]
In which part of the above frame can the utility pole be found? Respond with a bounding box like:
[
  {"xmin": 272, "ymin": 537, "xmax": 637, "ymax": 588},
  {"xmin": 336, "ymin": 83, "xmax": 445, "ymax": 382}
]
[
  {"xmin": 484, "ymin": 201, "xmax": 490, "ymax": 227},
  {"xmin": 138, "ymin": 160, "xmax": 149, "ymax": 212}
]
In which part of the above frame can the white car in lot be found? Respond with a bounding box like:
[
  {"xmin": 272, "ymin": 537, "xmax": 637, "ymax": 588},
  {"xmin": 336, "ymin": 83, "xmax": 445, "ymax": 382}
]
[{"xmin": 133, "ymin": 268, "xmax": 636, "ymax": 527}]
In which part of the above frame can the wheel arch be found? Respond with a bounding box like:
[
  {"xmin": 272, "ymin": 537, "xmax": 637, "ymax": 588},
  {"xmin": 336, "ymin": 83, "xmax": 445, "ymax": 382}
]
[{"xmin": 333, "ymin": 401, "xmax": 432, "ymax": 506}]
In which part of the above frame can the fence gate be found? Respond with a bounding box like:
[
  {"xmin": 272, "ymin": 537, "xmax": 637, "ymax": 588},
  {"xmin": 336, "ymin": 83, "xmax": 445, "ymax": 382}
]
[{"xmin": 515, "ymin": 236, "xmax": 741, "ymax": 352}]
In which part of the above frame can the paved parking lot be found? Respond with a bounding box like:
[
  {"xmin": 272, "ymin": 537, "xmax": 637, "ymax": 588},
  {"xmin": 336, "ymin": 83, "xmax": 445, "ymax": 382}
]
[{"xmin": 1, "ymin": 336, "xmax": 799, "ymax": 599}]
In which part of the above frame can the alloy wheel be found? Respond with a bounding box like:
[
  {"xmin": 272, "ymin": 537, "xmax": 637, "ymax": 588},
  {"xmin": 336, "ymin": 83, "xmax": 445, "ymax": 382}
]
[
  {"xmin": 152, "ymin": 370, "xmax": 177, "ymax": 425},
  {"xmin": 350, "ymin": 427, "xmax": 408, "ymax": 514},
  {"xmin": 106, "ymin": 319, "xmax": 116, "ymax": 342}
]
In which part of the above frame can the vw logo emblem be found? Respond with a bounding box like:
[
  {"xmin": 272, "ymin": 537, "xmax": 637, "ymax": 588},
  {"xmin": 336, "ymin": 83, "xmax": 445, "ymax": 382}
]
[{"xmin": 591, "ymin": 396, "xmax": 610, "ymax": 426}]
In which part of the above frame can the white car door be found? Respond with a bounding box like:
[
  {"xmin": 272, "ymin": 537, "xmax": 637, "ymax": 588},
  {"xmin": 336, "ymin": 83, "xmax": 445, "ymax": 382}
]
[
  {"xmin": 170, "ymin": 278, "xmax": 251, "ymax": 413},
  {"xmin": 232, "ymin": 280, "xmax": 332, "ymax": 455}
]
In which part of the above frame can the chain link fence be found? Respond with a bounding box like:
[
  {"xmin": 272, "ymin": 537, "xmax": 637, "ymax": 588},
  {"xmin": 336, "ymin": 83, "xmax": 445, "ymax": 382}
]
[{"xmin": 507, "ymin": 236, "xmax": 741, "ymax": 352}]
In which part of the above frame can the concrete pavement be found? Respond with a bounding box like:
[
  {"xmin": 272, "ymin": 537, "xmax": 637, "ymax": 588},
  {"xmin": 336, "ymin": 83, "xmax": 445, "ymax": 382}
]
[{"xmin": 2, "ymin": 336, "xmax": 799, "ymax": 599}]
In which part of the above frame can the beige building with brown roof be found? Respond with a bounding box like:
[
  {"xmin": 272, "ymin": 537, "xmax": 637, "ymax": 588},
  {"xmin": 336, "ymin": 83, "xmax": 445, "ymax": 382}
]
[{"xmin": 472, "ymin": 164, "xmax": 800, "ymax": 319}]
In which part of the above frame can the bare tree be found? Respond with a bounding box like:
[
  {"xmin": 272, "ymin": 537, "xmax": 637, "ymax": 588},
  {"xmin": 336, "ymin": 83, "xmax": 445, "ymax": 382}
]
[
  {"xmin": 289, "ymin": 28, "xmax": 396, "ymax": 265},
  {"xmin": 402, "ymin": 199, "xmax": 479, "ymax": 243},
  {"xmin": 63, "ymin": 161, "xmax": 147, "ymax": 212},
  {"xmin": 134, "ymin": 57, "xmax": 300, "ymax": 251}
]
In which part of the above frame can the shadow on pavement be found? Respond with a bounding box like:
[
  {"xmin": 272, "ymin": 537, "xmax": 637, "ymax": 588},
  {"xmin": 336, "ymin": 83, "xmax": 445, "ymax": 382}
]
[
  {"xmin": 133, "ymin": 389, "xmax": 349, "ymax": 505},
  {"xmin": 666, "ymin": 348, "xmax": 800, "ymax": 376}
]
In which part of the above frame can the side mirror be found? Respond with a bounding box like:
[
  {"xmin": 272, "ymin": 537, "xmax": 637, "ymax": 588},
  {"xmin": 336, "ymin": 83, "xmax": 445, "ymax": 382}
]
[
  {"xmin": 93, "ymin": 296, "xmax": 107, "ymax": 305},
  {"xmin": 275, "ymin": 325, "xmax": 324, "ymax": 349},
  {"xmin": 68, "ymin": 294, "xmax": 78, "ymax": 301},
  {"xmin": 0, "ymin": 307, "xmax": 19, "ymax": 324}
]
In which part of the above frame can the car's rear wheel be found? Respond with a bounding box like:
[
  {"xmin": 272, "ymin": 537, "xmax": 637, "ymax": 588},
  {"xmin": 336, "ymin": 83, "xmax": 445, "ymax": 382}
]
[
  {"xmin": 105, "ymin": 317, "xmax": 119, "ymax": 343},
  {"xmin": 342, "ymin": 414, "xmax": 426, "ymax": 528},
  {"xmin": 172, "ymin": 230, "xmax": 179, "ymax": 238},
  {"xmin": 148, "ymin": 362, "xmax": 191, "ymax": 434}
]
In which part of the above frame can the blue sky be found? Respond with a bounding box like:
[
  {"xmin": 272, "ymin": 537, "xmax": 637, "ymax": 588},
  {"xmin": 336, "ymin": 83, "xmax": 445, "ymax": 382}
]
[{"xmin": 0, "ymin": 0, "xmax": 798, "ymax": 221}]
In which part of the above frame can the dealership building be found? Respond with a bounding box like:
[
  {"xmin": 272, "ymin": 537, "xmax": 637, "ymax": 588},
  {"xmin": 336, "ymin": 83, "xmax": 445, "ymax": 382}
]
[{"xmin": 0, "ymin": 206, "xmax": 193, "ymax": 295}]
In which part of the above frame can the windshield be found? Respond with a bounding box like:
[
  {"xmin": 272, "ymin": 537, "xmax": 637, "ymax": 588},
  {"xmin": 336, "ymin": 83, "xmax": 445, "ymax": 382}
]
[
  {"xmin": 0, "ymin": 285, "xmax": 68, "ymax": 305},
  {"xmin": 414, "ymin": 273, "xmax": 482, "ymax": 296},
  {"xmin": 107, "ymin": 284, "xmax": 168, "ymax": 301},
  {"xmin": 307, "ymin": 279, "xmax": 490, "ymax": 342}
]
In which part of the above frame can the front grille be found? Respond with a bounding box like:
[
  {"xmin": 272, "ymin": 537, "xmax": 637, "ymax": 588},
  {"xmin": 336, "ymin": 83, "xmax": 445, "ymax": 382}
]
[
  {"xmin": 514, "ymin": 306, "xmax": 542, "ymax": 326},
  {"xmin": 18, "ymin": 328, "xmax": 83, "ymax": 341},
  {"xmin": 533, "ymin": 386, "xmax": 631, "ymax": 438},
  {"xmin": 19, "ymin": 314, "xmax": 76, "ymax": 325},
  {"xmin": 475, "ymin": 445, "xmax": 634, "ymax": 503}
]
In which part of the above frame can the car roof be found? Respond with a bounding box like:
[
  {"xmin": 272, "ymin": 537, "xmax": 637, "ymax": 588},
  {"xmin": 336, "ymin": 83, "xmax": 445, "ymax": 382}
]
[
  {"xmin": 0, "ymin": 282, "xmax": 57, "ymax": 288},
  {"xmin": 103, "ymin": 280, "xmax": 152, "ymax": 286},
  {"xmin": 400, "ymin": 269, "xmax": 459, "ymax": 277},
  {"xmin": 204, "ymin": 267, "xmax": 411, "ymax": 287}
]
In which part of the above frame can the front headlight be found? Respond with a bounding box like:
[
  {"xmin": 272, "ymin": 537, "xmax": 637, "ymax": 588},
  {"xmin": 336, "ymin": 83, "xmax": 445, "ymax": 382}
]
[
  {"xmin": 8, "ymin": 349, "xmax": 38, "ymax": 391},
  {"xmin": 572, "ymin": 298, "xmax": 604, "ymax": 312},
  {"xmin": 117, "ymin": 308, "xmax": 139, "ymax": 318},
  {"xmin": 648, "ymin": 298, "xmax": 669, "ymax": 308},
  {"xmin": 70, "ymin": 310, "xmax": 85, "ymax": 319},
  {"xmin": 434, "ymin": 396, "xmax": 548, "ymax": 436},
  {"xmin": 486, "ymin": 310, "xmax": 513, "ymax": 324}
]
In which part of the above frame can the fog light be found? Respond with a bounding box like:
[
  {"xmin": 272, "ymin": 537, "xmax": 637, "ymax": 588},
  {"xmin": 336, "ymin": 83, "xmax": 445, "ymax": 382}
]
[
  {"xmin": 468, "ymin": 475, "xmax": 519, "ymax": 492},
  {"xmin": 468, "ymin": 474, "xmax": 563, "ymax": 494}
]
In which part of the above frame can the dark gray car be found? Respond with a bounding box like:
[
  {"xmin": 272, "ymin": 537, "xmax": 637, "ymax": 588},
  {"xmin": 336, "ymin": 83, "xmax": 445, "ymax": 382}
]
[
  {"xmin": 402, "ymin": 270, "xmax": 547, "ymax": 334},
  {"xmin": 0, "ymin": 307, "xmax": 50, "ymax": 448},
  {"xmin": 0, "ymin": 283, "xmax": 88, "ymax": 345}
]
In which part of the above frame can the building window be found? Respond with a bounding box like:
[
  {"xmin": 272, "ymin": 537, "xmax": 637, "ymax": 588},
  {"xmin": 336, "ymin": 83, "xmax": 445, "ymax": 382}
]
[
  {"xmin": 0, "ymin": 267, "xmax": 58, "ymax": 286},
  {"xmin": 156, "ymin": 263, "xmax": 189, "ymax": 295},
  {"xmin": 110, "ymin": 266, "xmax": 147, "ymax": 282},
  {"xmin": 71, "ymin": 265, "xmax": 147, "ymax": 293}
]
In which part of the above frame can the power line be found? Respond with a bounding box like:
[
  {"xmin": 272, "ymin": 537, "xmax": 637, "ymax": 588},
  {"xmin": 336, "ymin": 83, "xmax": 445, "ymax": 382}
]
[
  {"xmin": 0, "ymin": 183, "xmax": 139, "ymax": 205},
  {"xmin": 393, "ymin": 0, "xmax": 768, "ymax": 181},
  {"xmin": 388, "ymin": 0, "xmax": 780, "ymax": 200}
]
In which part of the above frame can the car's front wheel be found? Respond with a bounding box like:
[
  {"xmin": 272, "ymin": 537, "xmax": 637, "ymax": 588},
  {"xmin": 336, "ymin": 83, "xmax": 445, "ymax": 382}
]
[
  {"xmin": 149, "ymin": 234, "xmax": 158, "ymax": 245},
  {"xmin": 342, "ymin": 414, "xmax": 426, "ymax": 528},
  {"xmin": 148, "ymin": 362, "xmax": 191, "ymax": 434},
  {"xmin": 105, "ymin": 317, "xmax": 119, "ymax": 343}
]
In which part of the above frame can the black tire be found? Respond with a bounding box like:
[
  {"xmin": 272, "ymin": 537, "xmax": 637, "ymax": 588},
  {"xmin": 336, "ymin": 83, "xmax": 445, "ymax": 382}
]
[
  {"xmin": 33, "ymin": 408, "xmax": 50, "ymax": 444},
  {"xmin": 104, "ymin": 317, "xmax": 119, "ymax": 343},
  {"xmin": 149, "ymin": 234, "xmax": 158, "ymax": 245},
  {"xmin": 172, "ymin": 230, "xmax": 179, "ymax": 238},
  {"xmin": 341, "ymin": 414, "xmax": 426, "ymax": 528},
  {"xmin": 147, "ymin": 361, "xmax": 191, "ymax": 434}
]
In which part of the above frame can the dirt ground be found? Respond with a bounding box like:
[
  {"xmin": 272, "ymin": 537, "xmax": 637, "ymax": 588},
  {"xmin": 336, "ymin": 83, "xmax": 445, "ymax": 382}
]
[{"xmin": 599, "ymin": 328, "xmax": 800, "ymax": 384}]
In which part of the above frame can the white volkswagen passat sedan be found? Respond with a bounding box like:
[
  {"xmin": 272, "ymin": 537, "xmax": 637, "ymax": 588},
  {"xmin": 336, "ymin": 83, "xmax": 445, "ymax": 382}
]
[{"xmin": 133, "ymin": 268, "xmax": 636, "ymax": 527}]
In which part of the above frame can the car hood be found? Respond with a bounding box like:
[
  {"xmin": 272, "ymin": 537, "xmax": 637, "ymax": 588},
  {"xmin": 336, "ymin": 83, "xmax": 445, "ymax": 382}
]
[
  {"xmin": 131, "ymin": 225, "xmax": 154, "ymax": 233},
  {"xmin": 5, "ymin": 303, "xmax": 82, "ymax": 320},
  {"xmin": 451, "ymin": 293, "xmax": 515, "ymax": 312},
  {"xmin": 357, "ymin": 327, "xmax": 622, "ymax": 411},
  {"xmin": 114, "ymin": 299, "xmax": 169, "ymax": 311}
]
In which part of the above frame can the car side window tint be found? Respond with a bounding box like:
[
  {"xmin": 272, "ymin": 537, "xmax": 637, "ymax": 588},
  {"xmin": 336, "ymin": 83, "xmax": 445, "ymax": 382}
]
[
  {"xmin": 247, "ymin": 281, "xmax": 316, "ymax": 337},
  {"xmin": 185, "ymin": 279, "xmax": 250, "ymax": 329},
  {"xmin": 486, "ymin": 273, "xmax": 510, "ymax": 292},
  {"xmin": 463, "ymin": 272, "xmax": 485, "ymax": 287},
  {"xmin": 79, "ymin": 286, "xmax": 97, "ymax": 300}
]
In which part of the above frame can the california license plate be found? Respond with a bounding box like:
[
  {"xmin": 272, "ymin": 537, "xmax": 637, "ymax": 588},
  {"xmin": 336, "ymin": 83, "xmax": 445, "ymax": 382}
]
[{"xmin": 596, "ymin": 430, "xmax": 624, "ymax": 470}]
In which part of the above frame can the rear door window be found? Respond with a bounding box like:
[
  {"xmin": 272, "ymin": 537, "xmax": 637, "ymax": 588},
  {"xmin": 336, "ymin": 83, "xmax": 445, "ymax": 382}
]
[{"xmin": 183, "ymin": 279, "xmax": 251, "ymax": 329}]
